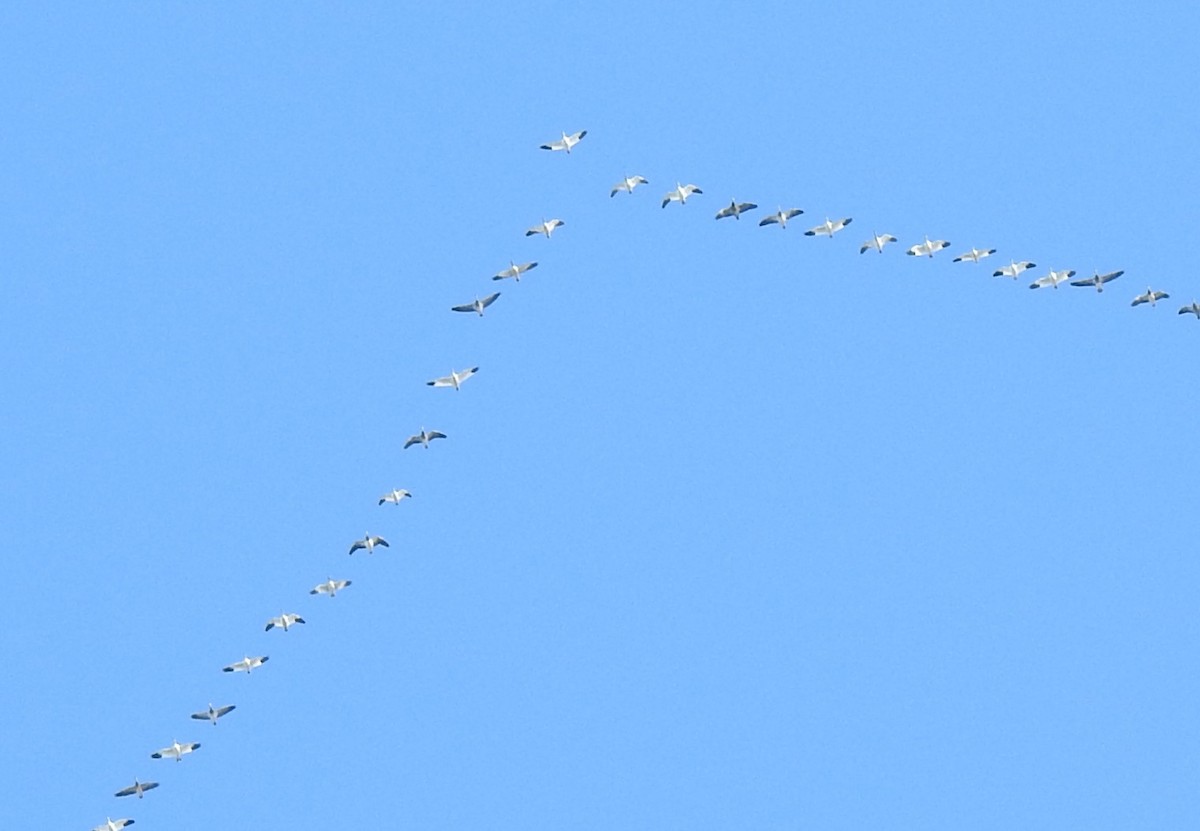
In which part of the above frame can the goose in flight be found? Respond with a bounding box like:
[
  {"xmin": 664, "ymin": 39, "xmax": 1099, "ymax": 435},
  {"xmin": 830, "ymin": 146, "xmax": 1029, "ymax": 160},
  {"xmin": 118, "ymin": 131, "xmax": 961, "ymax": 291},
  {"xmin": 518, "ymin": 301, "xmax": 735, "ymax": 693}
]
[
  {"xmin": 1069, "ymin": 269, "xmax": 1124, "ymax": 292},
  {"xmin": 151, "ymin": 740, "xmax": 200, "ymax": 762},
  {"xmin": 805, "ymin": 217, "xmax": 853, "ymax": 238},
  {"xmin": 113, "ymin": 779, "xmax": 159, "ymax": 799},
  {"xmin": 610, "ymin": 175, "xmax": 649, "ymax": 197},
  {"xmin": 993, "ymin": 260, "xmax": 1036, "ymax": 279},
  {"xmin": 265, "ymin": 613, "xmax": 305, "ymax": 632},
  {"xmin": 1029, "ymin": 269, "xmax": 1075, "ymax": 290},
  {"xmin": 906, "ymin": 236, "xmax": 950, "ymax": 258},
  {"xmin": 662, "ymin": 183, "xmax": 702, "ymax": 208},
  {"xmin": 349, "ymin": 534, "xmax": 389, "ymax": 556},
  {"xmin": 953, "ymin": 247, "xmax": 997, "ymax": 263},
  {"xmin": 451, "ymin": 292, "xmax": 501, "ymax": 316},
  {"xmin": 493, "ymin": 260, "xmax": 538, "ymax": 282},
  {"xmin": 404, "ymin": 428, "xmax": 446, "ymax": 449},
  {"xmin": 715, "ymin": 200, "xmax": 758, "ymax": 221},
  {"xmin": 1131, "ymin": 287, "xmax": 1169, "ymax": 307},
  {"xmin": 427, "ymin": 366, "xmax": 478, "ymax": 390},
  {"xmin": 540, "ymin": 130, "xmax": 587, "ymax": 154},
  {"xmin": 311, "ymin": 577, "xmax": 351, "ymax": 597},
  {"xmin": 190, "ymin": 703, "xmax": 236, "ymax": 724},
  {"xmin": 378, "ymin": 488, "xmax": 413, "ymax": 505},
  {"xmin": 1178, "ymin": 300, "xmax": 1200, "ymax": 318},
  {"xmin": 759, "ymin": 207, "xmax": 804, "ymax": 229},
  {"xmin": 222, "ymin": 655, "xmax": 269, "ymax": 674},
  {"xmin": 859, "ymin": 232, "xmax": 898, "ymax": 254},
  {"xmin": 525, "ymin": 218, "xmax": 564, "ymax": 238},
  {"xmin": 93, "ymin": 819, "xmax": 135, "ymax": 831}
]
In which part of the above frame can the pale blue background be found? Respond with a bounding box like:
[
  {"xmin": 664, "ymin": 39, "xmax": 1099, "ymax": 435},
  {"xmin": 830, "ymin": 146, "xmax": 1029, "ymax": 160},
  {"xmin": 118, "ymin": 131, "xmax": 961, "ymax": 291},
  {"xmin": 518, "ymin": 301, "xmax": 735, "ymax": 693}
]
[{"xmin": 2, "ymin": 3, "xmax": 1198, "ymax": 829}]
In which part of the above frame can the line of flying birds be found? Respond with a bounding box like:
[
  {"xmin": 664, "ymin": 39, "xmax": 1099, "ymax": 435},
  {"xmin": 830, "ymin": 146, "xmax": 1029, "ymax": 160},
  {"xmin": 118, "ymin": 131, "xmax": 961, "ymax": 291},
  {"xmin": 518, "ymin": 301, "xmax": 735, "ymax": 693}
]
[{"xmin": 86, "ymin": 124, "xmax": 1196, "ymax": 831}]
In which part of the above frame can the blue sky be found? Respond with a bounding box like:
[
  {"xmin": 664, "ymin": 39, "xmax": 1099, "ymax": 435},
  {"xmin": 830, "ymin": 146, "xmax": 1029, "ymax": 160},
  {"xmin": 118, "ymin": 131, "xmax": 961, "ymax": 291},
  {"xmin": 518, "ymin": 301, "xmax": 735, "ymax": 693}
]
[{"xmin": 2, "ymin": 3, "xmax": 1198, "ymax": 829}]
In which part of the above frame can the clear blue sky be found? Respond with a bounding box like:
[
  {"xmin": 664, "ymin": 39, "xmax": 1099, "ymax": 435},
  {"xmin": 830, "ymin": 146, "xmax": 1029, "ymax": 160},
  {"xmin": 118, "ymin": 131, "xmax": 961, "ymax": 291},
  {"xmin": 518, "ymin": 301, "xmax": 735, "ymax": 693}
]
[{"xmin": 2, "ymin": 3, "xmax": 1198, "ymax": 829}]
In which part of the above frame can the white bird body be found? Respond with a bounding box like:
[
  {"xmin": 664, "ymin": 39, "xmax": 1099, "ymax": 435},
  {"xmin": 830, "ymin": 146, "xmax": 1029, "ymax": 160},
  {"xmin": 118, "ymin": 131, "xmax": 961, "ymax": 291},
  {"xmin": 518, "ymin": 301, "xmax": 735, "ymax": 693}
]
[
  {"xmin": 378, "ymin": 488, "xmax": 413, "ymax": 506},
  {"xmin": 190, "ymin": 703, "xmax": 236, "ymax": 724},
  {"xmin": 610, "ymin": 175, "xmax": 648, "ymax": 197},
  {"xmin": 805, "ymin": 217, "xmax": 853, "ymax": 238},
  {"xmin": 525, "ymin": 218, "xmax": 564, "ymax": 238},
  {"xmin": 451, "ymin": 293, "xmax": 500, "ymax": 316},
  {"xmin": 759, "ymin": 207, "xmax": 804, "ymax": 229},
  {"xmin": 1069, "ymin": 269, "xmax": 1124, "ymax": 292},
  {"xmin": 349, "ymin": 534, "xmax": 389, "ymax": 556},
  {"xmin": 993, "ymin": 260, "xmax": 1036, "ymax": 279},
  {"xmin": 1178, "ymin": 300, "xmax": 1200, "ymax": 318},
  {"xmin": 151, "ymin": 740, "xmax": 200, "ymax": 762},
  {"xmin": 1131, "ymin": 287, "xmax": 1169, "ymax": 307},
  {"xmin": 222, "ymin": 655, "xmax": 269, "ymax": 674},
  {"xmin": 265, "ymin": 613, "xmax": 305, "ymax": 632},
  {"xmin": 114, "ymin": 779, "xmax": 159, "ymax": 799},
  {"xmin": 93, "ymin": 818, "xmax": 135, "ymax": 831},
  {"xmin": 859, "ymin": 232, "xmax": 898, "ymax": 253},
  {"xmin": 404, "ymin": 428, "xmax": 446, "ymax": 449},
  {"xmin": 427, "ymin": 366, "xmax": 478, "ymax": 390},
  {"xmin": 540, "ymin": 130, "xmax": 587, "ymax": 153},
  {"xmin": 662, "ymin": 183, "xmax": 702, "ymax": 208},
  {"xmin": 953, "ymin": 247, "xmax": 997, "ymax": 263},
  {"xmin": 311, "ymin": 578, "xmax": 351, "ymax": 597},
  {"xmin": 906, "ymin": 236, "xmax": 950, "ymax": 257},
  {"xmin": 715, "ymin": 199, "xmax": 758, "ymax": 220},
  {"xmin": 493, "ymin": 260, "xmax": 537, "ymax": 282},
  {"xmin": 1029, "ymin": 269, "xmax": 1075, "ymax": 290}
]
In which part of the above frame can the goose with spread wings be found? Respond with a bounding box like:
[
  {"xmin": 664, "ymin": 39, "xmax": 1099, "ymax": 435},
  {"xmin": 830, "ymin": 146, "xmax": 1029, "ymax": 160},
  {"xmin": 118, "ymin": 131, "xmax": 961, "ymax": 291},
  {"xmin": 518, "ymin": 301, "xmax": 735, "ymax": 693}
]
[
  {"xmin": 493, "ymin": 261, "xmax": 537, "ymax": 282},
  {"xmin": 906, "ymin": 236, "xmax": 950, "ymax": 258},
  {"xmin": 540, "ymin": 130, "xmax": 587, "ymax": 154},
  {"xmin": 404, "ymin": 428, "xmax": 446, "ymax": 449},
  {"xmin": 759, "ymin": 207, "xmax": 804, "ymax": 229},
  {"xmin": 265, "ymin": 613, "xmax": 305, "ymax": 632},
  {"xmin": 1131, "ymin": 287, "xmax": 1169, "ymax": 307},
  {"xmin": 611, "ymin": 175, "xmax": 648, "ymax": 197},
  {"xmin": 953, "ymin": 247, "xmax": 996, "ymax": 263},
  {"xmin": 427, "ymin": 367, "xmax": 478, "ymax": 390},
  {"xmin": 452, "ymin": 293, "xmax": 500, "ymax": 316},
  {"xmin": 349, "ymin": 534, "xmax": 389, "ymax": 556},
  {"xmin": 311, "ymin": 577, "xmax": 351, "ymax": 597},
  {"xmin": 93, "ymin": 818, "xmax": 135, "ymax": 831},
  {"xmin": 114, "ymin": 779, "xmax": 158, "ymax": 799},
  {"xmin": 379, "ymin": 488, "xmax": 413, "ymax": 505},
  {"xmin": 662, "ymin": 183, "xmax": 702, "ymax": 208},
  {"xmin": 190, "ymin": 703, "xmax": 236, "ymax": 725},
  {"xmin": 1029, "ymin": 269, "xmax": 1075, "ymax": 290},
  {"xmin": 993, "ymin": 260, "xmax": 1036, "ymax": 279},
  {"xmin": 715, "ymin": 199, "xmax": 758, "ymax": 221},
  {"xmin": 1069, "ymin": 269, "xmax": 1124, "ymax": 292},
  {"xmin": 150, "ymin": 740, "xmax": 200, "ymax": 762},
  {"xmin": 525, "ymin": 218, "xmax": 564, "ymax": 238},
  {"xmin": 1178, "ymin": 300, "xmax": 1200, "ymax": 318},
  {"xmin": 222, "ymin": 655, "xmax": 269, "ymax": 675},
  {"xmin": 805, "ymin": 217, "xmax": 853, "ymax": 238},
  {"xmin": 860, "ymin": 232, "xmax": 898, "ymax": 253}
]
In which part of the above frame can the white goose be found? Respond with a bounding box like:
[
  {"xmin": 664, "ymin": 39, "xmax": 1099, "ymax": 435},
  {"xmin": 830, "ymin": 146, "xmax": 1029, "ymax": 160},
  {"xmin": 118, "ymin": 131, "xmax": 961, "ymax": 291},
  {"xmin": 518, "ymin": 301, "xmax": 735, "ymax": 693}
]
[
  {"xmin": 1028, "ymin": 269, "xmax": 1075, "ymax": 290},
  {"xmin": 190, "ymin": 703, "xmax": 236, "ymax": 724},
  {"xmin": 859, "ymin": 232, "xmax": 898, "ymax": 254},
  {"xmin": 310, "ymin": 577, "xmax": 351, "ymax": 597},
  {"xmin": 403, "ymin": 428, "xmax": 446, "ymax": 449},
  {"xmin": 610, "ymin": 175, "xmax": 648, "ymax": 197},
  {"xmin": 1131, "ymin": 287, "xmax": 1169, "ymax": 307},
  {"xmin": 1068, "ymin": 269, "xmax": 1124, "ymax": 292},
  {"xmin": 661, "ymin": 183, "xmax": 702, "ymax": 208},
  {"xmin": 952, "ymin": 247, "xmax": 997, "ymax": 263},
  {"xmin": 93, "ymin": 818, "xmax": 135, "ymax": 831},
  {"xmin": 759, "ymin": 207, "xmax": 804, "ymax": 229},
  {"xmin": 222, "ymin": 655, "xmax": 269, "ymax": 675},
  {"xmin": 1178, "ymin": 300, "xmax": 1200, "ymax": 318},
  {"xmin": 150, "ymin": 740, "xmax": 200, "ymax": 762},
  {"xmin": 378, "ymin": 488, "xmax": 413, "ymax": 505},
  {"xmin": 451, "ymin": 292, "xmax": 501, "ymax": 316},
  {"xmin": 539, "ymin": 130, "xmax": 587, "ymax": 154},
  {"xmin": 427, "ymin": 366, "xmax": 478, "ymax": 390},
  {"xmin": 493, "ymin": 260, "xmax": 538, "ymax": 282},
  {"xmin": 805, "ymin": 217, "xmax": 853, "ymax": 238},
  {"xmin": 114, "ymin": 779, "xmax": 159, "ymax": 799},
  {"xmin": 714, "ymin": 199, "xmax": 758, "ymax": 221},
  {"xmin": 525, "ymin": 218, "xmax": 564, "ymax": 238},
  {"xmin": 906, "ymin": 236, "xmax": 950, "ymax": 258},
  {"xmin": 349, "ymin": 534, "xmax": 389, "ymax": 556},
  {"xmin": 992, "ymin": 260, "xmax": 1036, "ymax": 279},
  {"xmin": 265, "ymin": 613, "xmax": 305, "ymax": 632}
]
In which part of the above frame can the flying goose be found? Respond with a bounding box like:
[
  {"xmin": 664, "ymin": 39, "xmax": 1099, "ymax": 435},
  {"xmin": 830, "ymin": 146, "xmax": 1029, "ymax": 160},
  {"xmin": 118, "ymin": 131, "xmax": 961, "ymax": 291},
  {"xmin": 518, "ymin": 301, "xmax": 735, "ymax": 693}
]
[
  {"xmin": 759, "ymin": 207, "xmax": 804, "ymax": 229},
  {"xmin": 525, "ymin": 218, "xmax": 564, "ymax": 238},
  {"xmin": 714, "ymin": 200, "xmax": 758, "ymax": 221},
  {"xmin": 539, "ymin": 130, "xmax": 587, "ymax": 154},
  {"xmin": 993, "ymin": 260, "xmax": 1037, "ymax": 279},
  {"xmin": 310, "ymin": 578, "xmax": 351, "ymax": 597},
  {"xmin": 403, "ymin": 428, "xmax": 446, "ymax": 449},
  {"xmin": 859, "ymin": 232, "xmax": 898, "ymax": 253},
  {"xmin": 1028, "ymin": 269, "xmax": 1075, "ymax": 290},
  {"xmin": 493, "ymin": 260, "xmax": 538, "ymax": 282},
  {"xmin": 265, "ymin": 613, "xmax": 305, "ymax": 633},
  {"xmin": 906, "ymin": 236, "xmax": 951, "ymax": 257},
  {"xmin": 1131, "ymin": 287, "xmax": 1169, "ymax": 307},
  {"xmin": 451, "ymin": 293, "xmax": 500, "ymax": 316},
  {"xmin": 349, "ymin": 534, "xmax": 389, "ymax": 556},
  {"xmin": 805, "ymin": 217, "xmax": 853, "ymax": 238},
  {"xmin": 378, "ymin": 488, "xmax": 413, "ymax": 505},
  {"xmin": 662, "ymin": 183, "xmax": 702, "ymax": 208},
  {"xmin": 610, "ymin": 175, "xmax": 649, "ymax": 197},
  {"xmin": 113, "ymin": 779, "xmax": 159, "ymax": 799},
  {"xmin": 190, "ymin": 703, "xmax": 236, "ymax": 724},
  {"xmin": 1178, "ymin": 300, "xmax": 1200, "ymax": 318},
  {"xmin": 952, "ymin": 247, "xmax": 997, "ymax": 263},
  {"xmin": 222, "ymin": 655, "xmax": 269, "ymax": 674},
  {"xmin": 1069, "ymin": 269, "xmax": 1124, "ymax": 292},
  {"xmin": 150, "ymin": 740, "xmax": 200, "ymax": 762},
  {"xmin": 427, "ymin": 367, "xmax": 478, "ymax": 390},
  {"xmin": 93, "ymin": 819, "xmax": 134, "ymax": 831}
]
